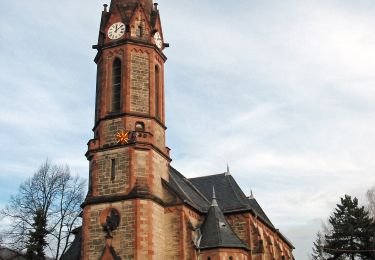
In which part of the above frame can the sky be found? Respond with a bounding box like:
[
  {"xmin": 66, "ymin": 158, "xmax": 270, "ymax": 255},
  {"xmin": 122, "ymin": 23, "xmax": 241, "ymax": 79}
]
[{"xmin": 1, "ymin": 0, "xmax": 375, "ymax": 259}]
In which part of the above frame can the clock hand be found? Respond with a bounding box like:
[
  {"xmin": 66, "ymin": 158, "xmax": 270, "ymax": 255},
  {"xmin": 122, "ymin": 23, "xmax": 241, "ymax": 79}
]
[{"xmin": 115, "ymin": 25, "xmax": 118, "ymax": 33}]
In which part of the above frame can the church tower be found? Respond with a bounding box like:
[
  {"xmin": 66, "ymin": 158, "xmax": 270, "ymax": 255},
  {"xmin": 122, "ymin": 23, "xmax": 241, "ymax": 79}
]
[
  {"xmin": 66, "ymin": 1, "xmax": 296, "ymax": 259},
  {"xmin": 82, "ymin": 0, "xmax": 171, "ymax": 259}
]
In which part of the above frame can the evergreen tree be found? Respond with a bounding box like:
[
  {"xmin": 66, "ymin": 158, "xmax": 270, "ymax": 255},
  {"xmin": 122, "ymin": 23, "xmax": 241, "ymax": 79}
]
[
  {"xmin": 311, "ymin": 232, "xmax": 328, "ymax": 260},
  {"xmin": 325, "ymin": 195, "xmax": 375, "ymax": 260},
  {"xmin": 26, "ymin": 208, "xmax": 48, "ymax": 260}
]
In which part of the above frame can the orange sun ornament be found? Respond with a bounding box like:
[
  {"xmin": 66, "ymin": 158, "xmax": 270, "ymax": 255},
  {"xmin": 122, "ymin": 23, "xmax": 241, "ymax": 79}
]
[{"xmin": 115, "ymin": 130, "xmax": 130, "ymax": 144}]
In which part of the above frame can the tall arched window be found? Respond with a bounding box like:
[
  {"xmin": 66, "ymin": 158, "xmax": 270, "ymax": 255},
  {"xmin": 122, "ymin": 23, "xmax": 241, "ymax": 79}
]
[
  {"xmin": 112, "ymin": 59, "xmax": 122, "ymax": 112},
  {"xmin": 155, "ymin": 65, "xmax": 160, "ymax": 119}
]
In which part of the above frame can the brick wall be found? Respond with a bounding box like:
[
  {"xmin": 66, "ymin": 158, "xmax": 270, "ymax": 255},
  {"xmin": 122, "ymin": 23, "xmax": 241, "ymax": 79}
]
[
  {"xmin": 130, "ymin": 52, "xmax": 150, "ymax": 114},
  {"xmin": 96, "ymin": 148, "xmax": 130, "ymax": 196}
]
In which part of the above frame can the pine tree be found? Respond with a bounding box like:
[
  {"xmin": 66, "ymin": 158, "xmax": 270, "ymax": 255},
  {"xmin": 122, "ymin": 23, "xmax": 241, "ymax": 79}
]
[
  {"xmin": 311, "ymin": 232, "xmax": 327, "ymax": 260},
  {"xmin": 26, "ymin": 208, "xmax": 48, "ymax": 260},
  {"xmin": 325, "ymin": 195, "xmax": 375, "ymax": 260}
]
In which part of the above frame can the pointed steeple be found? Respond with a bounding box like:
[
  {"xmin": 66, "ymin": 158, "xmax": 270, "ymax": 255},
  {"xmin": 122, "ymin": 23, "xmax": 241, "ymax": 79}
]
[
  {"xmin": 211, "ymin": 186, "xmax": 218, "ymax": 207},
  {"xmin": 249, "ymin": 189, "xmax": 254, "ymax": 199},
  {"xmin": 225, "ymin": 164, "xmax": 231, "ymax": 176},
  {"xmin": 109, "ymin": 0, "xmax": 155, "ymax": 23},
  {"xmin": 198, "ymin": 186, "xmax": 249, "ymax": 251}
]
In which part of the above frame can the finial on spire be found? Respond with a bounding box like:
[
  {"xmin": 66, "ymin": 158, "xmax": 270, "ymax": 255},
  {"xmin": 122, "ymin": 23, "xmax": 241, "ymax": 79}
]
[
  {"xmin": 249, "ymin": 189, "xmax": 254, "ymax": 199},
  {"xmin": 103, "ymin": 4, "xmax": 108, "ymax": 12},
  {"xmin": 211, "ymin": 186, "xmax": 218, "ymax": 207},
  {"xmin": 154, "ymin": 3, "xmax": 158, "ymax": 10},
  {"xmin": 225, "ymin": 164, "xmax": 231, "ymax": 176}
]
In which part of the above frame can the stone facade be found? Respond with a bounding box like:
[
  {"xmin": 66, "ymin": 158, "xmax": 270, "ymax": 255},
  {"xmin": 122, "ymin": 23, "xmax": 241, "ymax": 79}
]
[
  {"xmin": 164, "ymin": 208, "xmax": 182, "ymax": 259},
  {"xmin": 227, "ymin": 216, "xmax": 249, "ymax": 244},
  {"xmin": 104, "ymin": 118, "xmax": 124, "ymax": 145},
  {"xmin": 200, "ymin": 248, "xmax": 249, "ymax": 260},
  {"xmin": 84, "ymin": 201, "xmax": 136, "ymax": 260},
  {"xmin": 153, "ymin": 123, "xmax": 165, "ymax": 150},
  {"xmin": 78, "ymin": 1, "xmax": 295, "ymax": 260},
  {"xmin": 96, "ymin": 148, "xmax": 130, "ymax": 196},
  {"xmin": 130, "ymin": 51, "xmax": 150, "ymax": 114}
]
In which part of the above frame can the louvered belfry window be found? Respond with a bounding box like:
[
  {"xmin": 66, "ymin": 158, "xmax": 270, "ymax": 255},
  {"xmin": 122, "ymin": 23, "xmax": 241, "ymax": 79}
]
[{"xmin": 112, "ymin": 59, "xmax": 122, "ymax": 112}]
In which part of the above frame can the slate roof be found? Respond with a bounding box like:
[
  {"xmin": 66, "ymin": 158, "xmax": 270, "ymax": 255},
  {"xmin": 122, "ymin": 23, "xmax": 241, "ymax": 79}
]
[
  {"xmin": 190, "ymin": 173, "xmax": 250, "ymax": 212},
  {"xmin": 188, "ymin": 172, "xmax": 275, "ymax": 228},
  {"xmin": 198, "ymin": 189, "xmax": 250, "ymax": 251},
  {"xmin": 168, "ymin": 167, "xmax": 211, "ymax": 212},
  {"xmin": 60, "ymin": 227, "xmax": 82, "ymax": 260},
  {"xmin": 248, "ymin": 197, "xmax": 274, "ymax": 228}
]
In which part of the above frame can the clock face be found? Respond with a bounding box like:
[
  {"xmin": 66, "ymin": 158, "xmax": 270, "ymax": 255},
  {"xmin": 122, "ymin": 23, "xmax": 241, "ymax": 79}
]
[
  {"xmin": 154, "ymin": 32, "xmax": 163, "ymax": 49},
  {"xmin": 108, "ymin": 22, "xmax": 125, "ymax": 40}
]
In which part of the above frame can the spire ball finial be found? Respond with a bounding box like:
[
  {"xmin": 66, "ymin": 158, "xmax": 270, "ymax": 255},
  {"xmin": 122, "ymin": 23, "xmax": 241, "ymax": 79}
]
[{"xmin": 103, "ymin": 4, "xmax": 108, "ymax": 12}]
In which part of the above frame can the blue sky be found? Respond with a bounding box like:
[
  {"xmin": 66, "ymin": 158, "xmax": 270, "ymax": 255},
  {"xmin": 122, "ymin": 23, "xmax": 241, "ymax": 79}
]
[{"xmin": 1, "ymin": 0, "xmax": 375, "ymax": 259}]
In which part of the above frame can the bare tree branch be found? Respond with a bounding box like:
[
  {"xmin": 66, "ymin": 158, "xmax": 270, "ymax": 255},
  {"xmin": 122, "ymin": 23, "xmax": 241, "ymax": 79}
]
[{"xmin": 0, "ymin": 159, "xmax": 85, "ymax": 259}]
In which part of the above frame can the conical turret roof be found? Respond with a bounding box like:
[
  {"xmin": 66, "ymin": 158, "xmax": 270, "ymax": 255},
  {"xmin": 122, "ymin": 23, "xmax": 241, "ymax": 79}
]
[{"xmin": 198, "ymin": 188, "xmax": 249, "ymax": 251}]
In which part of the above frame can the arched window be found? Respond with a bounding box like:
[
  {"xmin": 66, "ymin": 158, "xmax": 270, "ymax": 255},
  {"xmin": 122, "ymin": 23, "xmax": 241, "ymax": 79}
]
[
  {"xmin": 112, "ymin": 59, "xmax": 122, "ymax": 112},
  {"xmin": 207, "ymin": 257, "xmax": 211, "ymax": 260},
  {"xmin": 135, "ymin": 121, "xmax": 145, "ymax": 132},
  {"xmin": 136, "ymin": 25, "xmax": 143, "ymax": 37},
  {"xmin": 155, "ymin": 65, "xmax": 160, "ymax": 119}
]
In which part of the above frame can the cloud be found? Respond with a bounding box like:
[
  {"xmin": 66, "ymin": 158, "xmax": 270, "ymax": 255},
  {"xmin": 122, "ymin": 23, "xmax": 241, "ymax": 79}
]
[
  {"xmin": 162, "ymin": 1, "xmax": 375, "ymax": 258},
  {"xmin": 1, "ymin": 0, "xmax": 375, "ymax": 259}
]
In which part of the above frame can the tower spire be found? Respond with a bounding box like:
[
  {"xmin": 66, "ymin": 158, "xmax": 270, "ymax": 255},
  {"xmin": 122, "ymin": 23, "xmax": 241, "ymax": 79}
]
[
  {"xmin": 250, "ymin": 189, "xmax": 254, "ymax": 199},
  {"xmin": 225, "ymin": 163, "xmax": 231, "ymax": 176},
  {"xmin": 211, "ymin": 186, "xmax": 218, "ymax": 207}
]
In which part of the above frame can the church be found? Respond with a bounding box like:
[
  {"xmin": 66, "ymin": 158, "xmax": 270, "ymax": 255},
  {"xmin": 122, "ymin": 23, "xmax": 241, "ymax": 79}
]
[{"xmin": 62, "ymin": 0, "xmax": 294, "ymax": 259}]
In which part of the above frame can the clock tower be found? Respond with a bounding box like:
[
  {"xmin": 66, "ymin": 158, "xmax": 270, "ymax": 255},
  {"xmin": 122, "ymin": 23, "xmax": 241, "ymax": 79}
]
[
  {"xmin": 61, "ymin": 1, "xmax": 297, "ymax": 259},
  {"xmin": 81, "ymin": 0, "xmax": 171, "ymax": 259}
]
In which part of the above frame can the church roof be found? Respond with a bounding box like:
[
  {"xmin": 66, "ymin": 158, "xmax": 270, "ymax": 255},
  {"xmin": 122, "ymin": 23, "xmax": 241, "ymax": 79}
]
[
  {"xmin": 168, "ymin": 167, "xmax": 211, "ymax": 211},
  {"xmin": 167, "ymin": 168, "xmax": 276, "ymax": 228},
  {"xmin": 166, "ymin": 167, "xmax": 298, "ymax": 248},
  {"xmin": 198, "ymin": 189, "xmax": 250, "ymax": 251},
  {"xmin": 60, "ymin": 227, "xmax": 82, "ymax": 260},
  {"xmin": 189, "ymin": 173, "xmax": 251, "ymax": 212},
  {"xmin": 248, "ymin": 196, "xmax": 274, "ymax": 227},
  {"xmin": 188, "ymin": 172, "xmax": 275, "ymax": 228},
  {"xmin": 65, "ymin": 168, "xmax": 292, "ymax": 257}
]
